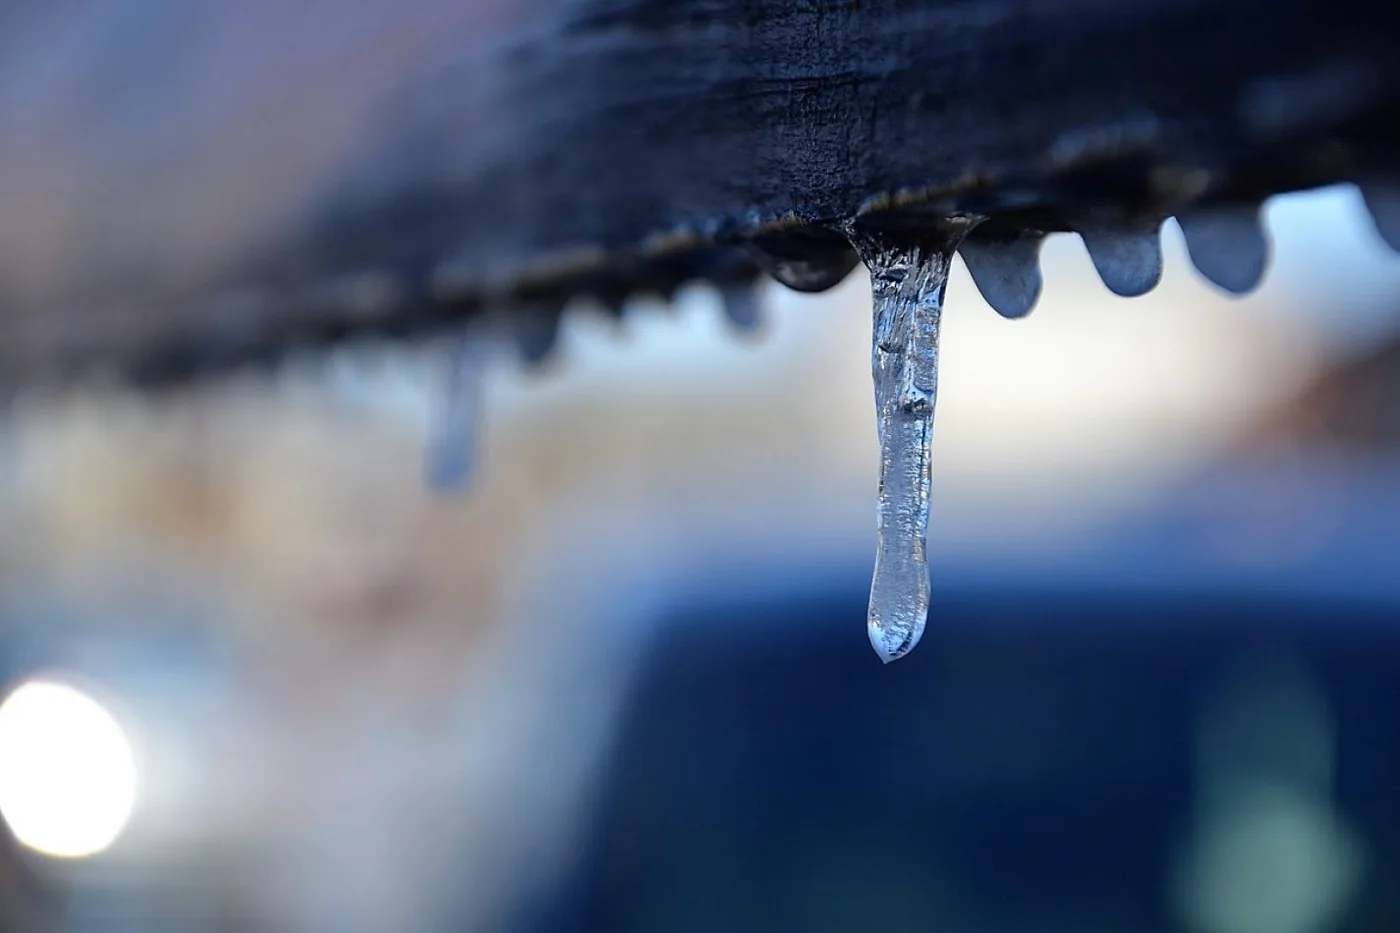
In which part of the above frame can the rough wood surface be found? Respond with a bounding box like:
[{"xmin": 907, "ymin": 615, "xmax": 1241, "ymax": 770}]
[{"xmin": 1, "ymin": 0, "xmax": 1397, "ymax": 386}]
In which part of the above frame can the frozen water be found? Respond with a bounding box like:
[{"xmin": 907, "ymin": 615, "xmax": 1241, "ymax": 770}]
[
  {"xmin": 1360, "ymin": 183, "xmax": 1400, "ymax": 253},
  {"xmin": 1179, "ymin": 204, "xmax": 1270, "ymax": 295},
  {"xmin": 847, "ymin": 224, "xmax": 968, "ymax": 662},
  {"xmin": 720, "ymin": 283, "xmax": 763, "ymax": 332},
  {"xmin": 747, "ymin": 242, "xmax": 859, "ymax": 293},
  {"xmin": 958, "ymin": 233, "xmax": 1044, "ymax": 319},
  {"xmin": 426, "ymin": 336, "xmax": 490, "ymax": 492},
  {"xmin": 1080, "ymin": 222, "xmax": 1164, "ymax": 297},
  {"xmin": 513, "ymin": 307, "xmax": 562, "ymax": 366}
]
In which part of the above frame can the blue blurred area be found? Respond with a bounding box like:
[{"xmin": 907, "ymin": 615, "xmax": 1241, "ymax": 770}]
[{"xmin": 532, "ymin": 463, "xmax": 1400, "ymax": 933}]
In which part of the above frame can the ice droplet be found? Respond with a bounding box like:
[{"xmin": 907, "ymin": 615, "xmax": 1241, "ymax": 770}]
[
  {"xmin": 1080, "ymin": 221, "xmax": 1164, "ymax": 297},
  {"xmin": 1179, "ymin": 204, "xmax": 1269, "ymax": 295},
  {"xmin": 746, "ymin": 235, "xmax": 860, "ymax": 293},
  {"xmin": 958, "ymin": 232, "xmax": 1044, "ymax": 319},
  {"xmin": 1360, "ymin": 183, "xmax": 1400, "ymax": 254},
  {"xmin": 720, "ymin": 283, "xmax": 763, "ymax": 332},
  {"xmin": 846, "ymin": 222, "xmax": 969, "ymax": 662},
  {"xmin": 513, "ymin": 305, "xmax": 563, "ymax": 366},
  {"xmin": 426, "ymin": 336, "xmax": 489, "ymax": 492}
]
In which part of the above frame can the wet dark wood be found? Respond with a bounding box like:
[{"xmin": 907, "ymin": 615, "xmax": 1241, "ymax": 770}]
[{"xmin": 1, "ymin": 0, "xmax": 1398, "ymax": 386}]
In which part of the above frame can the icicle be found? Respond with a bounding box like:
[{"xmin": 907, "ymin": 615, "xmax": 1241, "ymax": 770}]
[
  {"xmin": 846, "ymin": 222, "xmax": 970, "ymax": 662},
  {"xmin": 1080, "ymin": 221, "xmax": 1164, "ymax": 297},
  {"xmin": 720, "ymin": 283, "xmax": 763, "ymax": 333},
  {"xmin": 1179, "ymin": 204, "xmax": 1269, "ymax": 295},
  {"xmin": 958, "ymin": 232, "xmax": 1045, "ymax": 319},
  {"xmin": 425, "ymin": 336, "xmax": 490, "ymax": 492},
  {"xmin": 512, "ymin": 304, "xmax": 563, "ymax": 367},
  {"xmin": 1360, "ymin": 183, "xmax": 1400, "ymax": 254}
]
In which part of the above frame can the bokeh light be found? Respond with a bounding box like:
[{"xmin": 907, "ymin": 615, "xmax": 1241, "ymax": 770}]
[{"xmin": 0, "ymin": 679, "xmax": 138, "ymax": 859}]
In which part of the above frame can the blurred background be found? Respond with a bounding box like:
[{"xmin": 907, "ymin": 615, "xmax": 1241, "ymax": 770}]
[{"xmin": 0, "ymin": 184, "xmax": 1398, "ymax": 932}]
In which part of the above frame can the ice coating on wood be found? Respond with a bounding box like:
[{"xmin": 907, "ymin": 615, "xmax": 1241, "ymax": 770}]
[{"xmin": 847, "ymin": 223, "xmax": 968, "ymax": 662}]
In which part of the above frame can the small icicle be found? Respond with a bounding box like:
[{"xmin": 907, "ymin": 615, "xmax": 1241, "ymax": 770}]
[
  {"xmin": 1080, "ymin": 221, "xmax": 1164, "ymax": 297},
  {"xmin": 594, "ymin": 282, "xmax": 631, "ymax": 319},
  {"xmin": 720, "ymin": 282, "xmax": 764, "ymax": 332},
  {"xmin": 958, "ymin": 233, "xmax": 1044, "ymax": 318},
  {"xmin": 1360, "ymin": 183, "xmax": 1400, "ymax": 254},
  {"xmin": 513, "ymin": 305, "xmax": 563, "ymax": 367},
  {"xmin": 1178, "ymin": 204, "xmax": 1270, "ymax": 295},
  {"xmin": 846, "ymin": 222, "xmax": 970, "ymax": 662},
  {"xmin": 426, "ymin": 336, "xmax": 489, "ymax": 492}
]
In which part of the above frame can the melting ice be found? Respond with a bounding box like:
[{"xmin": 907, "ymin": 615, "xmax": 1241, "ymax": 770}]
[{"xmin": 847, "ymin": 224, "xmax": 968, "ymax": 663}]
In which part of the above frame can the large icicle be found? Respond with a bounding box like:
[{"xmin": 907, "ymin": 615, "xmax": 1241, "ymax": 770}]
[{"xmin": 847, "ymin": 223, "xmax": 968, "ymax": 662}]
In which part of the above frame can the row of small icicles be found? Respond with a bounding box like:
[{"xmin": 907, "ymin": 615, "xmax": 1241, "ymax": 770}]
[{"xmin": 431, "ymin": 185, "xmax": 1400, "ymax": 662}]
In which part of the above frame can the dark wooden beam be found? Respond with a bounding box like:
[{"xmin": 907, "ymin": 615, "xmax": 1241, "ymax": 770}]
[{"xmin": 2, "ymin": 0, "xmax": 1397, "ymax": 386}]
